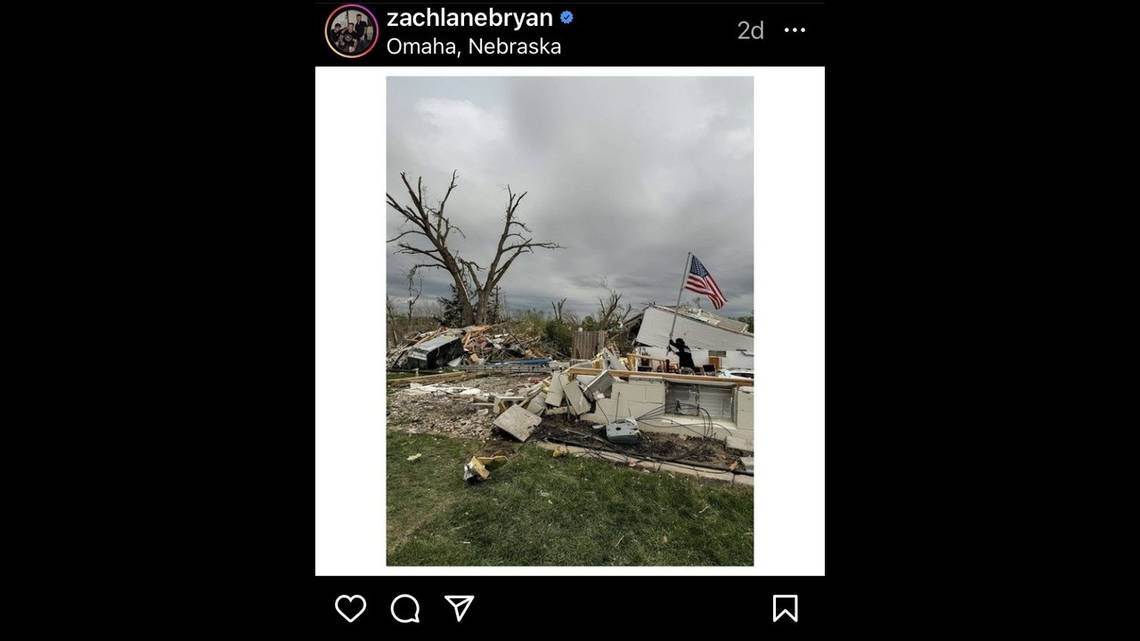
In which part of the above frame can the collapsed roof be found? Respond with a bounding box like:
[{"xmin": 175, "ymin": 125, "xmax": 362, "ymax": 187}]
[{"xmin": 630, "ymin": 304, "xmax": 753, "ymax": 353}]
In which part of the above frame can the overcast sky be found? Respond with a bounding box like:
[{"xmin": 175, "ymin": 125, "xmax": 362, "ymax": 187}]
[{"xmin": 386, "ymin": 77, "xmax": 753, "ymax": 320}]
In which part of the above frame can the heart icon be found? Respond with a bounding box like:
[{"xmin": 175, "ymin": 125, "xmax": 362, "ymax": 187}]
[{"xmin": 335, "ymin": 594, "xmax": 367, "ymax": 622}]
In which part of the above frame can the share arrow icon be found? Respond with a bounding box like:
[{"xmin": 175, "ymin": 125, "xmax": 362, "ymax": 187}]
[{"xmin": 444, "ymin": 595, "xmax": 475, "ymax": 622}]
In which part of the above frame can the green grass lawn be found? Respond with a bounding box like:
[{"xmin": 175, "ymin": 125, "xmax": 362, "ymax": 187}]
[{"xmin": 387, "ymin": 431, "xmax": 753, "ymax": 566}]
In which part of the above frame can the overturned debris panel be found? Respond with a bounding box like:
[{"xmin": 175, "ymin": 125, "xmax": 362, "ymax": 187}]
[{"xmin": 402, "ymin": 334, "xmax": 465, "ymax": 369}]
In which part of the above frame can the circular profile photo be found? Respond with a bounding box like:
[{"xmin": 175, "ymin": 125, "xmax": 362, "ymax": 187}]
[{"xmin": 325, "ymin": 4, "xmax": 378, "ymax": 59}]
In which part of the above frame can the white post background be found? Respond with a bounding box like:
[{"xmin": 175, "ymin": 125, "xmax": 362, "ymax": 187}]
[{"xmin": 316, "ymin": 67, "xmax": 824, "ymax": 576}]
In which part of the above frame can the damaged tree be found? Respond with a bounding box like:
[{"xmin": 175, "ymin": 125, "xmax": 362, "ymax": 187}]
[
  {"xmin": 596, "ymin": 281, "xmax": 635, "ymax": 332},
  {"xmin": 386, "ymin": 170, "xmax": 563, "ymax": 325},
  {"xmin": 406, "ymin": 268, "xmax": 422, "ymax": 323}
]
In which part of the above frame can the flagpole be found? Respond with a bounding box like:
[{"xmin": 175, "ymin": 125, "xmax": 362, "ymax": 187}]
[{"xmin": 666, "ymin": 252, "xmax": 692, "ymax": 370}]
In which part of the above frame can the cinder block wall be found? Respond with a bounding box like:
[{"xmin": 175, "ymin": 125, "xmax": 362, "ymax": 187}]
[
  {"xmin": 734, "ymin": 386, "xmax": 754, "ymax": 430},
  {"xmin": 588, "ymin": 377, "xmax": 755, "ymax": 452},
  {"xmin": 613, "ymin": 378, "xmax": 666, "ymax": 419}
]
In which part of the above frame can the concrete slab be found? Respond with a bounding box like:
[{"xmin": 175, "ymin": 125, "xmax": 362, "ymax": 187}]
[
  {"xmin": 688, "ymin": 463, "xmax": 734, "ymax": 479},
  {"xmin": 545, "ymin": 372, "xmax": 565, "ymax": 406},
  {"xmin": 561, "ymin": 374, "xmax": 592, "ymax": 416},
  {"xmin": 526, "ymin": 396, "xmax": 546, "ymax": 415},
  {"xmin": 655, "ymin": 462, "xmax": 733, "ymax": 483},
  {"xmin": 534, "ymin": 441, "xmax": 737, "ymax": 483},
  {"xmin": 578, "ymin": 412, "xmax": 607, "ymax": 425},
  {"xmin": 583, "ymin": 369, "xmax": 615, "ymax": 398},
  {"xmin": 493, "ymin": 404, "xmax": 542, "ymax": 441}
]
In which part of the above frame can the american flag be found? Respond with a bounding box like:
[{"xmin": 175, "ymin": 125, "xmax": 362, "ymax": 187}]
[{"xmin": 684, "ymin": 255, "xmax": 727, "ymax": 310}]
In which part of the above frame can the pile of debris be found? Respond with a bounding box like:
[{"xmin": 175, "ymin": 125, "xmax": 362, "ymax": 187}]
[
  {"xmin": 387, "ymin": 324, "xmax": 548, "ymax": 369},
  {"xmin": 388, "ymin": 351, "xmax": 755, "ymax": 483},
  {"xmin": 388, "ymin": 374, "xmax": 551, "ymax": 440},
  {"xmin": 390, "ymin": 347, "xmax": 738, "ymax": 447},
  {"xmin": 471, "ymin": 350, "xmax": 753, "ymax": 483},
  {"xmin": 482, "ymin": 348, "xmax": 646, "ymax": 441}
]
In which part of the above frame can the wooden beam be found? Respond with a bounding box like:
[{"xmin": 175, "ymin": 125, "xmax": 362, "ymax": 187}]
[{"xmin": 386, "ymin": 371, "xmax": 471, "ymax": 386}]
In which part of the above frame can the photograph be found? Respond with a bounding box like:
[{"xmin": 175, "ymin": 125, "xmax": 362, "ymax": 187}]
[
  {"xmin": 384, "ymin": 76, "xmax": 755, "ymax": 566},
  {"xmin": 326, "ymin": 6, "xmax": 375, "ymax": 57}
]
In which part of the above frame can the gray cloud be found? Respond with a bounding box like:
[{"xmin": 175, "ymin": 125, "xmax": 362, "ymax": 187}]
[{"xmin": 386, "ymin": 77, "xmax": 753, "ymax": 320}]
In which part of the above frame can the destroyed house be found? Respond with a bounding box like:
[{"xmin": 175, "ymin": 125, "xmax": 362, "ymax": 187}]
[
  {"xmin": 401, "ymin": 334, "xmax": 464, "ymax": 369},
  {"xmin": 626, "ymin": 304, "xmax": 754, "ymax": 372}
]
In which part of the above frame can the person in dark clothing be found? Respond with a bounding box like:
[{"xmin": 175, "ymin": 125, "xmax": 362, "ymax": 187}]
[
  {"xmin": 331, "ymin": 22, "xmax": 352, "ymax": 53},
  {"xmin": 668, "ymin": 338, "xmax": 696, "ymax": 372},
  {"xmin": 354, "ymin": 15, "xmax": 369, "ymax": 45}
]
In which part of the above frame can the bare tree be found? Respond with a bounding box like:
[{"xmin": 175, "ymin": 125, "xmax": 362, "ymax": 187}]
[
  {"xmin": 387, "ymin": 171, "xmax": 562, "ymax": 325},
  {"xmin": 551, "ymin": 298, "xmax": 567, "ymax": 323},
  {"xmin": 406, "ymin": 268, "xmax": 422, "ymax": 321},
  {"xmin": 385, "ymin": 295, "xmax": 399, "ymax": 347},
  {"xmin": 596, "ymin": 281, "xmax": 634, "ymax": 331},
  {"xmin": 387, "ymin": 171, "xmax": 473, "ymax": 322},
  {"xmin": 458, "ymin": 184, "xmax": 563, "ymax": 324}
]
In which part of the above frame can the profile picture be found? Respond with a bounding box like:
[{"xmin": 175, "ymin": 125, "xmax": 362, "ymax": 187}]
[{"xmin": 325, "ymin": 5, "xmax": 377, "ymax": 58}]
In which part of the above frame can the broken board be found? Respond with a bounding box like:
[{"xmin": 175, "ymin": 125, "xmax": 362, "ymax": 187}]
[
  {"xmin": 493, "ymin": 404, "xmax": 542, "ymax": 442},
  {"xmin": 526, "ymin": 395, "xmax": 546, "ymax": 415},
  {"xmin": 561, "ymin": 373, "xmax": 591, "ymax": 416},
  {"xmin": 582, "ymin": 369, "xmax": 615, "ymax": 398},
  {"xmin": 545, "ymin": 372, "xmax": 565, "ymax": 406}
]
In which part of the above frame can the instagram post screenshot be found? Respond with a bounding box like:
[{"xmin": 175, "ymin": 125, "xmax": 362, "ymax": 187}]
[{"xmin": 313, "ymin": 1, "xmax": 829, "ymax": 632}]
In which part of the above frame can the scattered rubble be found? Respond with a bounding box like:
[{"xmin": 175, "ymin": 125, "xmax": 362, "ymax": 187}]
[
  {"xmin": 387, "ymin": 376, "xmax": 526, "ymax": 439},
  {"xmin": 739, "ymin": 456, "xmax": 754, "ymax": 473},
  {"xmin": 388, "ymin": 323, "xmax": 550, "ymax": 369},
  {"xmin": 387, "ymin": 348, "xmax": 757, "ymax": 480},
  {"xmin": 463, "ymin": 454, "xmax": 509, "ymax": 483}
]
